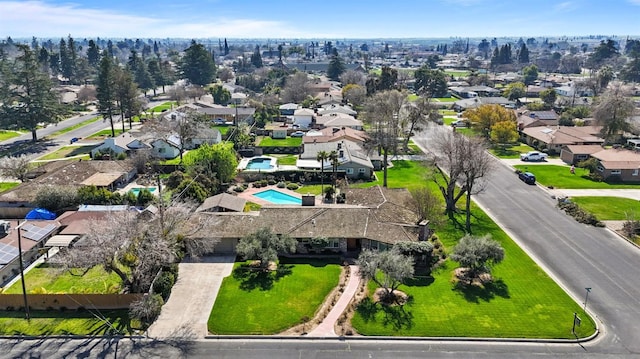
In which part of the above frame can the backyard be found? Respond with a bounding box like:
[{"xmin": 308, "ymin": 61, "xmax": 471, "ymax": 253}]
[
  {"xmin": 208, "ymin": 258, "xmax": 341, "ymax": 334},
  {"xmin": 2, "ymin": 264, "xmax": 124, "ymax": 294},
  {"xmin": 258, "ymin": 137, "xmax": 303, "ymax": 147},
  {"xmin": 514, "ymin": 165, "xmax": 640, "ymax": 189}
]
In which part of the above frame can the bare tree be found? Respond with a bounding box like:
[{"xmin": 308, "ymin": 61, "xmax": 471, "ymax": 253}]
[
  {"xmin": 339, "ymin": 69, "xmax": 366, "ymax": 86},
  {"xmin": 281, "ymin": 72, "xmax": 311, "ymax": 103},
  {"xmin": 0, "ymin": 155, "xmax": 31, "ymax": 182},
  {"xmin": 218, "ymin": 67, "xmax": 234, "ymax": 82},
  {"xmin": 167, "ymin": 84, "xmax": 187, "ymax": 105},
  {"xmin": 77, "ymin": 85, "xmax": 97, "ymax": 103},
  {"xmin": 593, "ymin": 81, "xmax": 636, "ymax": 143},
  {"xmin": 146, "ymin": 109, "xmax": 210, "ymax": 163},
  {"xmin": 364, "ymin": 89, "xmax": 406, "ymax": 187},
  {"xmin": 409, "ymin": 186, "xmax": 444, "ymax": 226},
  {"xmin": 403, "ymin": 97, "xmax": 438, "ymax": 151},
  {"xmin": 431, "ymin": 128, "xmax": 493, "ymax": 232},
  {"xmin": 52, "ymin": 201, "xmax": 217, "ymax": 294}
]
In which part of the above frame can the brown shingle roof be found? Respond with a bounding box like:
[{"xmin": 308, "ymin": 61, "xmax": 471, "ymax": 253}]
[{"xmin": 196, "ymin": 193, "xmax": 246, "ymax": 213}]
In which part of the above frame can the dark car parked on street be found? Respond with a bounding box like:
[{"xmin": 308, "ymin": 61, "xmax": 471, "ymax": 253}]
[{"xmin": 518, "ymin": 171, "xmax": 536, "ymax": 185}]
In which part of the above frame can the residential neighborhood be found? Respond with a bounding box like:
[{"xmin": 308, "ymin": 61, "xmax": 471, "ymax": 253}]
[{"xmin": 2, "ymin": 1, "xmax": 640, "ymax": 357}]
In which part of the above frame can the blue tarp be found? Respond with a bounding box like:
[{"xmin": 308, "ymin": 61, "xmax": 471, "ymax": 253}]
[{"xmin": 25, "ymin": 208, "xmax": 57, "ymax": 220}]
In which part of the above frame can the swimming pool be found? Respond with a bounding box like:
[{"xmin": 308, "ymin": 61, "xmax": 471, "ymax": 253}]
[
  {"xmin": 246, "ymin": 157, "xmax": 275, "ymax": 170},
  {"xmin": 129, "ymin": 187, "xmax": 157, "ymax": 196},
  {"xmin": 253, "ymin": 189, "xmax": 302, "ymax": 205}
]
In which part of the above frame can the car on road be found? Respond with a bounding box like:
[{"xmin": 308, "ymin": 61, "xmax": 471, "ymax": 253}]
[
  {"xmin": 290, "ymin": 131, "xmax": 305, "ymax": 137},
  {"xmin": 451, "ymin": 120, "xmax": 468, "ymax": 128},
  {"xmin": 520, "ymin": 151, "xmax": 548, "ymax": 162},
  {"xmin": 518, "ymin": 171, "xmax": 536, "ymax": 184}
]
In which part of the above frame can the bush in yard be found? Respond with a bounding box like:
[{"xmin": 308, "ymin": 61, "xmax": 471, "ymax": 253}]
[
  {"xmin": 286, "ymin": 183, "xmax": 299, "ymax": 190},
  {"xmin": 557, "ymin": 200, "xmax": 604, "ymax": 227},
  {"xmin": 276, "ymin": 182, "xmax": 286, "ymax": 188},
  {"xmin": 129, "ymin": 293, "xmax": 164, "ymax": 327},
  {"xmin": 153, "ymin": 270, "xmax": 176, "ymax": 300}
]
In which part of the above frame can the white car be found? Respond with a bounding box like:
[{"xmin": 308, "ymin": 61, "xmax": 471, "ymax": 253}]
[
  {"xmin": 451, "ymin": 120, "xmax": 468, "ymax": 128},
  {"xmin": 520, "ymin": 151, "xmax": 548, "ymax": 162}
]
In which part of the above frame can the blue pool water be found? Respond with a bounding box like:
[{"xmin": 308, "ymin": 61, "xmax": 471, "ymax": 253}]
[
  {"xmin": 129, "ymin": 187, "xmax": 157, "ymax": 196},
  {"xmin": 253, "ymin": 189, "xmax": 302, "ymax": 205},
  {"xmin": 246, "ymin": 157, "xmax": 273, "ymax": 170}
]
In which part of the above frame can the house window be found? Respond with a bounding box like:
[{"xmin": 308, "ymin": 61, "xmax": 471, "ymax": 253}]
[
  {"xmin": 634, "ymin": 169, "xmax": 639, "ymax": 176},
  {"xmin": 158, "ymin": 148, "xmax": 166, "ymax": 153},
  {"xmin": 611, "ymin": 170, "xmax": 621, "ymax": 175},
  {"xmin": 597, "ymin": 166, "xmax": 604, "ymax": 172},
  {"xmin": 346, "ymin": 168, "xmax": 354, "ymax": 174},
  {"xmin": 358, "ymin": 168, "xmax": 366, "ymax": 173}
]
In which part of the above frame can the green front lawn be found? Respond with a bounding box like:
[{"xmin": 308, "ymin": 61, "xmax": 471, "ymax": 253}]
[
  {"xmin": 351, "ymin": 160, "xmax": 430, "ymax": 191},
  {"xmin": 0, "ymin": 130, "xmax": 23, "ymax": 141},
  {"xmin": 514, "ymin": 165, "xmax": 640, "ymax": 189},
  {"xmin": 147, "ymin": 102, "xmax": 177, "ymax": 113},
  {"xmin": 295, "ymin": 184, "xmax": 325, "ymax": 195},
  {"xmin": 47, "ymin": 117, "xmax": 101, "ymax": 137},
  {"xmin": 571, "ymin": 196, "xmax": 640, "ymax": 221},
  {"xmin": 2, "ymin": 264, "xmax": 124, "ymax": 294},
  {"xmin": 352, "ymin": 202, "xmax": 595, "ymax": 339},
  {"xmin": 434, "ymin": 97, "xmax": 457, "ymax": 102},
  {"xmin": 36, "ymin": 145, "xmax": 96, "ymax": 161},
  {"xmin": 213, "ymin": 125, "xmax": 231, "ymax": 136},
  {"xmin": 0, "ymin": 182, "xmax": 20, "ymax": 193},
  {"xmin": 258, "ymin": 137, "xmax": 303, "ymax": 147},
  {"xmin": 490, "ymin": 143, "xmax": 536, "ymax": 159},
  {"xmin": 275, "ymin": 154, "xmax": 298, "ymax": 166},
  {"xmin": 208, "ymin": 258, "xmax": 341, "ymax": 334},
  {"xmin": 87, "ymin": 129, "xmax": 125, "ymax": 139},
  {"xmin": 0, "ymin": 310, "xmax": 136, "ymax": 335}
]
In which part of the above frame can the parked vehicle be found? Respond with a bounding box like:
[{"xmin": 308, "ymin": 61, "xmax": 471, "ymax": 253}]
[
  {"xmin": 451, "ymin": 120, "xmax": 468, "ymax": 128},
  {"xmin": 518, "ymin": 171, "xmax": 536, "ymax": 184},
  {"xmin": 290, "ymin": 131, "xmax": 305, "ymax": 137},
  {"xmin": 520, "ymin": 151, "xmax": 548, "ymax": 162}
]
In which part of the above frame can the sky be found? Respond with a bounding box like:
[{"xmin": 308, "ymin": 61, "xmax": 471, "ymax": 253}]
[{"xmin": 1, "ymin": 0, "xmax": 640, "ymax": 39}]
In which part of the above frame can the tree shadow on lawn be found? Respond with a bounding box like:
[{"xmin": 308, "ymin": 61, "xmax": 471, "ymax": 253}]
[
  {"xmin": 403, "ymin": 275, "xmax": 434, "ymax": 287},
  {"xmin": 232, "ymin": 264, "xmax": 293, "ymax": 291},
  {"xmin": 452, "ymin": 278, "xmax": 510, "ymax": 303},
  {"xmin": 356, "ymin": 297, "xmax": 414, "ymax": 331}
]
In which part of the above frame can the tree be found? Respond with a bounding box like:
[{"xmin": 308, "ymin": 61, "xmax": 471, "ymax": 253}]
[
  {"xmin": 96, "ymin": 52, "xmax": 118, "ymax": 137},
  {"xmin": 339, "ymin": 70, "xmax": 366, "ymax": 86},
  {"xmin": 250, "ymin": 45, "xmax": 263, "ymax": 68},
  {"xmin": 518, "ymin": 43, "xmax": 529, "ymax": 63},
  {"xmin": 413, "ymin": 66, "xmax": 448, "ymax": 97},
  {"xmin": 236, "ymin": 227, "xmax": 297, "ymax": 269},
  {"xmin": 329, "ymin": 150, "xmax": 339, "ymax": 193},
  {"xmin": 502, "ymin": 81, "xmax": 526, "ymax": 101},
  {"xmin": 593, "ymin": 81, "xmax": 635, "ymax": 143},
  {"xmin": 587, "ymin": 39, "xmax": 619, "ymax": 68},
  {"xmin": 209, "ymin": 85, "xmax": 231, "ymax": 105},
  {"xmin": 281, "ymin": 72, "xmax": 311, "ymax": 103},
  {"xmin": 114, "ymin": 68, "xmax": 141, "ymax": 131},
  {"xmin": 539, "ymin": 88, "xmax": 557, "ymax": 107},
  {"xmin": 327, "ymin": 50, "xmax": 346, "ymax": 81},
  {"xmin": 342, "ymin": 84, "xmax": 366, "ymax": 107},
  {"xmin": 450, "ymin": 234, "xmax": 504, "ymax": 279},
  {"xmin": 364, "ymin": 90, "xmax": 406, "ymax": 187},
  {"xmin": 431, "ymin": 128, "xmax": 493, "ymax": 228},
  {"xmin": 464, "ymin": 104, "xmax": 517, "ymax": 140},
  {"xmin": 409, "ymin": 187, "xmax": 444, "ymax": 226},
  {"xmin": 619, "ymin": 51, "xmax": 640, "ymax": 83},
  {"xmin": 87, "ymin": 39, "xmax": 100, "ymax": 68},
  {"xmin": 403, "ymin": 97, "xmax": 437, "ymax": 150},
  {"xmin": 522, "ymin": 64, "xmax": 539, "ymax": 85},
  {"xmin": 393, "ymin": 241, "xmax": 436, "ymax": 268},
  {"xmin": 366, "ymin": 66, "xmax": 398, "ymax": 95},
  {"xmin": 0, "ymin": 155, "xmax": 31, "ymax": 182},
  {"xmin": 179, "ymin": 40, "xmax": 216, "ymax": 86},
  {"xmin": 316, "ymin": 150, "xmax": 329, "ymax": 196},
  {"xmin": 356, "ymin": 248, "xmax": 414, "ymax": 302},
  {"xmin": 490, "ymin": 120, "xmax": 518, "ymax": 145},
  {"xmin": 0, "ymin": 45, "xmax": 64, "ymax": 142},
  {"xmin": 52, "ymin": 202, "xmax": 217, "ymax": 294},
  {"xmin": 183, "ymin": 142, "xmax": 238, "ymax": 185},
  {"xmin": 33, "ymin": 185, "xmax": 79, "ymax": 212}
]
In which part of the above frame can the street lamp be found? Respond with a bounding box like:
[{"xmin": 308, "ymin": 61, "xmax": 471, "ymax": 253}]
[
  {"xmin": 583, "ymin": 287, "xmax": 592, "ymax": 313},
  {"xmin": 15, "ymin": 220, "xmax": 30, "ymax": 320}
]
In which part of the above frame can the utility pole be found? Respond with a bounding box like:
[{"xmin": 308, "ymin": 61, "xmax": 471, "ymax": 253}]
[{"xmin": 16, "ymin": 221, "xmax": 30, "ymax": 320}]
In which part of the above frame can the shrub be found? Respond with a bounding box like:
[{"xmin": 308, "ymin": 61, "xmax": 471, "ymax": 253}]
[
  {"xmin": 286, "ymin": 183, "xmax": 299, "ymax": 190},
  {"xmin": 153, "ymin": 271, "xmax": 176, "ymax": 300},
  {"xmin": 233, "ymin": 186, "xmax": 245, "ymax": 192},
  {"xmin": 116, "ymin": 152, "xmax": 127, "ymax": 160},
  {"xmin": 129, "ymin": 294, "xmax": 164, "ymax": 327},
  {"xmin": 276, "ymin": 182, "xmax": 286, "ymax": 188},
  {"xmin": 557, "ymin": 200, "xmax": 604, "ymax": 227}
]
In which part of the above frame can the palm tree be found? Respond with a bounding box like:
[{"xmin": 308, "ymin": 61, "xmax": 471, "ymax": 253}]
[
  {"xmin": 316, "ymin": 150, "xmax": 329, "ymax": 195},
  {"xmin": 329, "ymin": 150, "xmax": 339, "ymax": 193}
]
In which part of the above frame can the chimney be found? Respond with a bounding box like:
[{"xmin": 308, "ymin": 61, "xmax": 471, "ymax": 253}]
[{"xmin": 418, "ymin": 220, "xmax": 432, "ymax": 241}]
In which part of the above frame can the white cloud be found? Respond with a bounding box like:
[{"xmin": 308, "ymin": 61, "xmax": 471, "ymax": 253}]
[
  {"xmin": 0, "ymin": 1, "xmax": 305, "ymax": 38},
  {"xmin": 554, "ymin": 1, "xmax": 578, "ymax": 12}
]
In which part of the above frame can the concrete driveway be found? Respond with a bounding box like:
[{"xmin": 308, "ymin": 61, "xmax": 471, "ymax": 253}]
[{"xmin": 147, "ymin": 255, "xmax": 235, "ymax": 339}]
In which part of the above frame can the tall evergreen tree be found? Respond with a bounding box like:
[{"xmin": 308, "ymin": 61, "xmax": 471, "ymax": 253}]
[
  {"xmin": 114, "ymin": 68, "xmax": 141, "ymax": 131},
  {"xmin": 250, "ymin": 45, "xmax": 263, "ymax": 68},
  {"xmin": 223, "ymin": 38, "xmax": 229, "ymax": 56},
  {"xmin": 326, "ymin": 49, "xmax": 345, "ymax": 81},
  {"xmin": 96, "ymin": 52, "xmax": 118, "ymax": 137},
  {"xmin": 59, "ymin": 38, "xmax": 73, "ymax": 81},
  {"xmin": 87, "ymin": 39, "xmax": 100, "ymax": 67},
  {"xmin": 518, "ymin": 43, "xmax": 529, "ymax": 63},
  {"xmin": 179, "ymin": 40, "xmax": 217, "ymax": 86}
]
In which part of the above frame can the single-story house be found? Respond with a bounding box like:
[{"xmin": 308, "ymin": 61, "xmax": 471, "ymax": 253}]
[
  {"xmin": 449, "ymin": 85, "xmax": 501, "ymax": 98},
  {"xmin": 314, "ymin": 113, "xmax": 363, "ymax": 130},
  {"xmin": 90, "ymin": 132, "xmax": 149, "ymax": 158},
  {"xmin": 453, "ymin": 97, "xmax": 515, "ymax": 111},
  {"xmin": 303, "ymin": 127, "xmax": 369, "ymax": 145},
  {"xmin": 560, "ymin": 145, "xmax": 604, "ymax": 165},
  {"xmin": 150, "ymin": 137, "xmax": 181, "ymax": 159},
  {"xmin": 521, "ymin": 126, "xmax": 604, "ymax": 154},
  {"xmin": 318, "ymin": 104, "xmax": 357, "ymax": 117},
  {"xmin": 591, "ymin": 148, "xmax": 640, "ymax": 182},
  {"xmin": 194, "ymin": 186, "xmax": 426, "ymax": 254},
  {"xmin": 195, "ymin": 106, "xmax": 256, "ymax": 125},
  {"xmin": 279, "ymin": 103, "xmax": 299, "ymax": 116},
  {"xmin": 517, "ymin": 110, "xmax": 559, "ymax": 129},
  {"xmin": 196, "ymin": 193, "xmax": 246, "ymax": 213},
  {"xmin": 298, "ymin": 140, "xmax": 374, "ymax": 180}
]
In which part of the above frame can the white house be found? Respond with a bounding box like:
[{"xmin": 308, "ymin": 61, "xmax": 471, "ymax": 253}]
[
  {"xmin": 293, "ymin": 108, "xmax": 315, "ymax": 129},
  {"xmin": 90, "ymin": 132, "xmax": 149, "ymax": 158},
  {"xmin": 150, "ymin": 136, "xmax": 181, "ymax": 159}
]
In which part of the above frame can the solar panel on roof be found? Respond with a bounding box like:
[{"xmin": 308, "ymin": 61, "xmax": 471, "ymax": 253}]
[
  {"xmin": 0, "ymin": 243, "xmax": 19, "ymax": 264},
  {"xmin": 22, "ymin": 223, "xmax": 57, "ymax": 242}
]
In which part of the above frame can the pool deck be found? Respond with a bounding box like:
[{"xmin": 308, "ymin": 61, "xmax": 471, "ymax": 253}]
[{"xmin": 238, "ymin": 185, "xmax": 323, "ymax": 206}]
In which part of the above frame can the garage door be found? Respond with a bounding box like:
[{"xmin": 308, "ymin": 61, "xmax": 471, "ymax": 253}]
[{"xmin": 215, "ymin": 238, "xmax": 237, "ymax": 254}]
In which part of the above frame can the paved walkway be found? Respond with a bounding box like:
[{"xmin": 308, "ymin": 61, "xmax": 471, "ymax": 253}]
[
  {"xmin": 307, "ymin": 265, "xmax": 360, "ymax": 337},
  {"xmin": 501, "ymin": 158, "xmax": 568, "ymax": 166},
  {"xmin": 548, "ymin": 188, "xmax": 640, "ymax": 200},
  {"xmin": 147, "ymin": 255, "xmax": 234, "ymax": 339}
]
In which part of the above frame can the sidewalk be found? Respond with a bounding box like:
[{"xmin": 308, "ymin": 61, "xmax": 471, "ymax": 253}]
[{"xmin": 307, "ymin": 265, "xmax": 360, "ymax": 337}]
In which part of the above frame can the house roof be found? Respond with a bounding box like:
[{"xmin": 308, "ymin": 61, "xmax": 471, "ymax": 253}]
[
  {"xmin": 299, "ymin": 140, "xmax": 373, "ymax": 169},
  {"xmin": 196, "ymin": 193, "xmax": 246, "ymax": 213},
  {"xmin": 315, "ymin": 113, "xmax": 362, "ymax": 128},
  {"xmin": 454, "ymin": 97, "xmax": 513, "ymax": 109},
  {"xmin": 279, "ymin": 103, "xmax": 299, "ymax": 110},
  {"xmin": 318, "ymin": 104, "xmax": 357, "ymax": 116},
  {"xmin": 195, "ymin": 187, "xmax": 419, "ymax": 244},
  {"xmin": 80, "ymin": 172, "xmax": 124, "ymax": 187},
  {"xmin": 591, "ymin": 148, "xmax": 640, "ymax": 169},
  {"xmin": 196, "ymin": 107, "xmax": 256, "ymax": 116},
  {"xmin": 302, "ymin": 127, "xmax": 369, "ymax": 144},
  {"xmin": 521, "ymin": 126, "xmax": 604, "ymax": 146},
  {"xmin": 294, "ymin": 108, "xmax": 315, "ymax": 116},
  {"xmin": 563, "ymin": 145, "xmax": 604, "ymax": 155}
]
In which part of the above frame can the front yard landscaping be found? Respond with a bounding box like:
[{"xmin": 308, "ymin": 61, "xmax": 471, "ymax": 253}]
[
  {"xmin": 258, "ymin": 137, "xmax": 303, "ymax": 147},
  {"xmin": 490, "ymin": 143, "xmax": 536, "ymax": 159},
  {"xmin": 0, "ymin": 130, "xmax": 23, "ymax": 141},
  {"xmin": 36, "ymin": 145, "xmax": 95, "ymax": 161},
  {"xmin": 571, "ymin": 196, "xmax": 640, "ymax": 221},
  {"xmin": 208, "ymin": 258, "xmax": 341, "ymax": 334},
  {"xmin": 514, "ymin": 165, "xmax": 640, "ymax": 189},
  {"xmin": 87, "ymin": 128, "xmax": 125, "ymax": 139},
  {"xmin": 2, "ymin": 264, "xmax": 124, "ymax": 294},
  {"xmin": 0, "ymin": 310, "xmax": 136, "ymax": 336}
]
